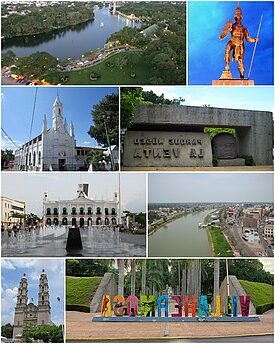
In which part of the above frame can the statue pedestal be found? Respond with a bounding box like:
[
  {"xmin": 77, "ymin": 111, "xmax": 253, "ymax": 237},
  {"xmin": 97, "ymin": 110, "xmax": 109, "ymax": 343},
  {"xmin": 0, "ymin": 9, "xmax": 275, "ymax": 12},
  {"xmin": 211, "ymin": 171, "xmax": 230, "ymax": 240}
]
[{"xmin": 212, "ymin": 79, "xmax": 254, "ymax": 86}]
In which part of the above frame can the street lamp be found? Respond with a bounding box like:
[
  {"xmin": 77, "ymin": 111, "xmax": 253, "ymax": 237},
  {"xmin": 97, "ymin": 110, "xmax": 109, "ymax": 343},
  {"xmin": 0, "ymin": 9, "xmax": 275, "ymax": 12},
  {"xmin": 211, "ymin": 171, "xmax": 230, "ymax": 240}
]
[{"xmin": 102, "ymin": 114, "xmax": 115, "ymax": 171}]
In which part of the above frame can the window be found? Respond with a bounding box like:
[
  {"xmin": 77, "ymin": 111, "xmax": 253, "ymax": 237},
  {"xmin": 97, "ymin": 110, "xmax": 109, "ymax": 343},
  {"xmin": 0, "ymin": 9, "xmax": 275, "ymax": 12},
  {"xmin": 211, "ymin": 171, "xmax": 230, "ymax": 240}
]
[
  {"xmin": 96, "ymin": 207, "xmax": 101, "ymax": 215},
  {"xmin": 46, "ymin": 208, "xmax": 51, "ymax": 215},
  {"xmin": 87, "ymin": 207, "xmax": 92, "ymax": 215},
  {"xmin": 111, "ymin": 208, "xmax": 116, "ymax": 215},
  {"xmin": 105, "ymin": 208, "xmax": 109, "ymax": 215},
  {"xmin": 53, "ymin": 208, "xmax": 58, "ymax": 215},
  {"xmin": 29, "ymin": 152, "xmax": 31, "ymax": 165},
  {"xmin": 80, "ymin": 207, "xmax": 84, "ymax": 215},
  {"xmin": 72, "ymin": 207, "xmax": 76, "ymax": 215},
  {"xmin": 38, "ymin": 151, "xmax": 41, "ymax": 165},
  {"xmin": 33, "ymin": 151, "xmax": 36, "ymax": 166},
  {"xmin": 62, "ymin": 207, "xmax": 67, "ymax": 215}
]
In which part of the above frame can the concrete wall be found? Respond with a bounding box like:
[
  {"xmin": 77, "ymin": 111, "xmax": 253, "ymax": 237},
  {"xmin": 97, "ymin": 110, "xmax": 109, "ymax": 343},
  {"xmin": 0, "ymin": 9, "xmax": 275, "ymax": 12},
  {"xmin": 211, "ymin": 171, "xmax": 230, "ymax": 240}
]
[
  {"xmin": 90, "ymin": 273, "xmax": 117, "ymax": 313},
  {"xmin": 131, "ymin": 105, "xmax": 273, "ymax": 165},
  {"xmin": 219, "ymin": 275, "xmax": 256, "ymax": 315}
]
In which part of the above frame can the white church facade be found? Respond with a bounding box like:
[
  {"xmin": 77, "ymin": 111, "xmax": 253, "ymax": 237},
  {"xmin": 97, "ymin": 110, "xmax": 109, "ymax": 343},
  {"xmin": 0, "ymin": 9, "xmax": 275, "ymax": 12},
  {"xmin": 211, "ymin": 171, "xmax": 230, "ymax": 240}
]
[
  {"xmin": 43, "ymin": 184, "xmax": 119, "ymax": 228},
  {"xmin": 13, "ymin": 270, "xmax": 53, "ymax": 341},
  {"xmin": 14, "ymin": 95, "xmax": 106, "ymax": 171}
]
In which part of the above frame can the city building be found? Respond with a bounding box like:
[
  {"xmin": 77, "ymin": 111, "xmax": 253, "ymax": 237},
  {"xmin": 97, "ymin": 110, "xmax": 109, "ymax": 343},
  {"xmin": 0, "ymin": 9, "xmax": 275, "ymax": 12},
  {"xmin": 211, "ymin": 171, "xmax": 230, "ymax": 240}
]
[
  {"xmin": 43, "ymin": 184, "xmax": 119, "ymax": 227},
  {"xmin": 1, "ymin": 196, "xmax": 25, "ymax": 229},
  {"xmin": 13, "ymin": 95, "xmax": 112, "ymax": 171},
  {"xmin": 13, "ymin": 270, "xmax": 52, "ymax": 341},
  {"xmin": 264, "ymin": 218, "xmax": 274, "ymax": 243}
]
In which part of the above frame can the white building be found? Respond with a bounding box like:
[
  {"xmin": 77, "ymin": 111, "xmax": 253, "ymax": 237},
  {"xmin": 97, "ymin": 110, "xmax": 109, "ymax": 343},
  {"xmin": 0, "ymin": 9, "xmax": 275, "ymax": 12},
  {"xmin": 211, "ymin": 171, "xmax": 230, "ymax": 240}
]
[
  {"xmin": 14, "ymin": 95, "xmax": 107, "ymax": 171},
  {"xmin": 43, "ymin": 184, "xmax": 119, "ymax": 228},
  {"xmin": 1, "ymin": 196, "xmax": 25, "ymax": 229}
]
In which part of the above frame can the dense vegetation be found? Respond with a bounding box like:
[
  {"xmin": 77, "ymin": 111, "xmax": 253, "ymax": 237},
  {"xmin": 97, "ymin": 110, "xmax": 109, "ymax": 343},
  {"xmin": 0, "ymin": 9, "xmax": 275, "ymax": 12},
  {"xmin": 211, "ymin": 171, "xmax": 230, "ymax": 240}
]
[
  {"xmin": 9, "ymin": 52, "xmax": 58, "ymax": 79},
  {"xmin": 240, "ymin": 280, "xmax": 274, "ymax": 314},
  {"xmin": 88, "ymin": 93, "xmax": 119, "ymax": 147},
  {"xmin": 120, "ymin": 87, "xmax": 185, "ymax": 128},
  {"xmin": 2, "ymin": 2, "xmax": 95, "ymax": 38},
  {"xmin": 22, "ymin": 324, "xmax": 63, "ymax": 343},
  {"xmin": 114, "ymin": 1, "xmax": 186, "ymax": 84},
  {"xmin": 66, "ymin": 276, "xmax": 102, "ymax": 312}
]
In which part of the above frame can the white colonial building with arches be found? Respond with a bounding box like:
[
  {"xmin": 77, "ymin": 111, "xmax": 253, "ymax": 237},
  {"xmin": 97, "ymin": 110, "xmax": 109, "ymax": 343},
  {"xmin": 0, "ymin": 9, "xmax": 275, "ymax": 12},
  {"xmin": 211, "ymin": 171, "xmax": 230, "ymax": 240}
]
[{"xmin": 43, "ymin": 184, "xmax": 119, "ymax": 228}]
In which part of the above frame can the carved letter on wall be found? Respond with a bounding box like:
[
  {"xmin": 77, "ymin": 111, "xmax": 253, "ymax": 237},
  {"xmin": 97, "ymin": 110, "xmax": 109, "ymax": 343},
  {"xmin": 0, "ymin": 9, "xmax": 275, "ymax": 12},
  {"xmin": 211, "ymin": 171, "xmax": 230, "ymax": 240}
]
[
  {"xmin": 198, "ymin": 295, "xmax": 209, "ymax": 318},
  {"xmin": 232, "ymin": 295, "xmax": 238, "ymax": 317},
  {"xmin": 211, "ymin": 295, "xmax": 221, "ymax": 317},
  {"xmin": 113, "ymin": 295, "xmax": 125, "ymax": 316},
  {"xmin": 101, "ymin": 294, "xmax": 111, "ymax": 317},
  {"xmin": 126, "ymin": 295, "xmax": 139, "ymax": 316},
  {"xmin": 157, "ymin": 295, "xmax": 169, "ymax": 317},
  {"xmin": 239, "ymin": 296, "xmax": 251, "ymax": 316},
  {"xmin": 140, "ymin": 295, "xmax": 156, "ymax": 316},
  {"xmin": 184, "ymin": 296, "xmax": 196, "ymax": 317},
  {"xmin": 171, "ymin": 295, "xmax": 182, "ymax": 317}
]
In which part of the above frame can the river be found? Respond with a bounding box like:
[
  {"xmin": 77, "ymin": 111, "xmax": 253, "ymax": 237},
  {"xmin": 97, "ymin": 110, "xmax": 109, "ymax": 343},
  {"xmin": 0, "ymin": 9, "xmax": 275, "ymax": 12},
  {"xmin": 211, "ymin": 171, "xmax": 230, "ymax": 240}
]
[
  {"xmin": 2, "ymin": 6, "xmax": 140, "ymax": 59},
  {"xmin": 149, "ymin": 210, "xmax": 213, "ymax": 257}
]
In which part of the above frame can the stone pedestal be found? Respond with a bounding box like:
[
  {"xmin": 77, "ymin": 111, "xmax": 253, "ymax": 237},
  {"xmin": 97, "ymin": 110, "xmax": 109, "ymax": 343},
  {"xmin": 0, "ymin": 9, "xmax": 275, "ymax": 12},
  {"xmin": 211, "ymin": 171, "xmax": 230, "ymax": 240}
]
[
  {"xmin": 217, "ymin": 158, "xmax": 246, "ymax": 166},
  {"xmin": 212, "ymin": 79, "xmax": 254, "ymax": 86},
  {"xmin": 66, "ymin": 227, "xmax": 83, "ymax": 251}
]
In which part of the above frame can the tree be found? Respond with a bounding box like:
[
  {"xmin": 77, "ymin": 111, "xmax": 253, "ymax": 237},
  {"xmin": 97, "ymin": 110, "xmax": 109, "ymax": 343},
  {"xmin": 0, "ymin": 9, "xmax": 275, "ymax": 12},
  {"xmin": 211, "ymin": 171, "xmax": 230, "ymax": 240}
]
[
  {"xmin": 213, "ymin": 259, "xmax": 220, "ymax": 299},
  {"xmin": 88, "ymin": 93, "xmax": 119, "ymax": 147},
  {"xmin": 23, "ymin": 324, "xmax": 63, "ymax": 343},
  {"xmin": 141, "ymin": 260, "xmax": 146, "ymax": 295},
  {"xmin": 1, "ymin": 323, "xmax": 13, "ymax": 338},
  {"xmin": 1, "ymin": 149, "xmax": 14, "ymax": 169},
  {"xmin": 86, "ymin": 150, "xmax": 105, "ymax": 171},
  {"xmin": 117, "ymin": 259, "xmax": 125, "ymax": 296},
  {"xmin": 120, "ymin": 87, "xmax": 144, "ymax": 128},
  {"xmin": 130, "ymin": 259, "xmax": 136, "ymax": 296}
]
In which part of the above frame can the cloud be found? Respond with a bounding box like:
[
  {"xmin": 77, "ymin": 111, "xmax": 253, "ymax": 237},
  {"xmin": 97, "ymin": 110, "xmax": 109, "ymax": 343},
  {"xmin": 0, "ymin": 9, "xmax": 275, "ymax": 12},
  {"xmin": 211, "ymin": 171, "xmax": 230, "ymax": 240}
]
[
  {"xmin": 1, "ymin": 260, "xmax": 16, "ymax": 270},
  {"xmin": 142, "ymin": 86, "xmax": 179, "ymax": 101},
  {"xmin": 1, "ymin": 287, "xmax": 18, "ymax": 325}
]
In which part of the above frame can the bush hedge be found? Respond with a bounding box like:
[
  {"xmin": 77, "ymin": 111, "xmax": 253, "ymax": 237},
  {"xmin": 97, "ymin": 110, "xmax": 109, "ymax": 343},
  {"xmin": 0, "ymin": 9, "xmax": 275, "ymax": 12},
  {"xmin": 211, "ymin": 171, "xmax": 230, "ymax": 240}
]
[{"xmin": 66, "ymin": 304, "xmax": 90, "ymax": 313}]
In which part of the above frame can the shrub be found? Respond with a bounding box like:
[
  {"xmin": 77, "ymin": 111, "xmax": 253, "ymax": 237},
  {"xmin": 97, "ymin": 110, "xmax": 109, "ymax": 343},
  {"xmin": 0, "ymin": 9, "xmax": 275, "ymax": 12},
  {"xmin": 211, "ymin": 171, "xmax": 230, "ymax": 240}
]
[{"xmin": 66, "ymin": 304, "xmax": 90, "ymax": 312}]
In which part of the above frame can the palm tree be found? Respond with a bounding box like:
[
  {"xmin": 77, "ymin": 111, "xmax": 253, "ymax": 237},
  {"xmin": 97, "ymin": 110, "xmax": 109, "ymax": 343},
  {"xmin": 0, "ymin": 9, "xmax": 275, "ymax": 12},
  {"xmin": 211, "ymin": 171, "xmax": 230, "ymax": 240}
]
[
  {"xmin": 141, "ymin": 259, "xmax": 146, "ymax": 295},
  {"xmin": 117, "ymin": 259, "xmax": 125, "ymax": 296},
  {"xmin": 213, "ymin": 259, "xmax": 220, "ymax": 297},
  {"xmin": 130, "ymin": 259, "xmax": 136, "ymax": 296}
]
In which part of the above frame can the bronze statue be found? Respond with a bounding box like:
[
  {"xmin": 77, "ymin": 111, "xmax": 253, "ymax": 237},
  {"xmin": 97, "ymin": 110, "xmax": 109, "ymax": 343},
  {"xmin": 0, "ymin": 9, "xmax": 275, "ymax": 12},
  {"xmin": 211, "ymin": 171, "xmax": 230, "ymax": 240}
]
[{"xmin": 219, "ymin": 3, "xmax": 259, "ymax": 79}]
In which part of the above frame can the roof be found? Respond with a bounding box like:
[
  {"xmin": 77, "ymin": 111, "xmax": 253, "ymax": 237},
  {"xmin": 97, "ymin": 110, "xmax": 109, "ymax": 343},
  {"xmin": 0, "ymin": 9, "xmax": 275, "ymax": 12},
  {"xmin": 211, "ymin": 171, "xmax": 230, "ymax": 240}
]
[{"xmin": 141, "ymin": 24, "xmax": 159, "ymax": 36}]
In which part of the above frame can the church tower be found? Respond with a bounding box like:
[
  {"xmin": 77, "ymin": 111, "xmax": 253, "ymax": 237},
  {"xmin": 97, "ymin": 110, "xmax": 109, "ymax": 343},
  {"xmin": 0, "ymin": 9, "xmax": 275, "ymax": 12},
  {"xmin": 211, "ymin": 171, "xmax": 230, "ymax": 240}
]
[
  {"xmin": 52, "ymin": 95, "xmax": 64, "ymax": 131},
  {"xmin": 37, "ymin": 269, "xmax": 52, "ymax": 325},
  {"xmin": 13, "ymin": 274, "xmax": 28, "ymax": 340}
]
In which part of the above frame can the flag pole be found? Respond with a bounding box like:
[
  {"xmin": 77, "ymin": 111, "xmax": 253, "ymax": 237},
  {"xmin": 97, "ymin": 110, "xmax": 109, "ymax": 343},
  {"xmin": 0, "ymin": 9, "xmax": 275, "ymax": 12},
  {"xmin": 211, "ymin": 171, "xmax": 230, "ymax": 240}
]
[{"xmin": 248, "ymin": 14, "xmax": 263, "ymax": 79}]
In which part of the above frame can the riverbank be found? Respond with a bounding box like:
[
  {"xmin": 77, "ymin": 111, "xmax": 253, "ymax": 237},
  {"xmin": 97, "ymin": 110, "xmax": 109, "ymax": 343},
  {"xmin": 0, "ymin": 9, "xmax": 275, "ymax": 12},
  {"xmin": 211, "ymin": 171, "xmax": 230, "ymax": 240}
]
[
  {"xmin": 148, "ymin": 211, "xmax": 186, "ymax": 236},
  {"xmin": 2, "ymin": 2, "xmax": 95, "ymax": 39}
]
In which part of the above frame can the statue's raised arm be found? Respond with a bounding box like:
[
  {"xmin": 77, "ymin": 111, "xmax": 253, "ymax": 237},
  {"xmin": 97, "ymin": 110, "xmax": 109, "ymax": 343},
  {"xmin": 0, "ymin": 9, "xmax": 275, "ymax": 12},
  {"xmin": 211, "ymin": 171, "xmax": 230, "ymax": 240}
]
[{"xmin": 219, "ymin": 19, "xmax": 233, "ymax": 40}]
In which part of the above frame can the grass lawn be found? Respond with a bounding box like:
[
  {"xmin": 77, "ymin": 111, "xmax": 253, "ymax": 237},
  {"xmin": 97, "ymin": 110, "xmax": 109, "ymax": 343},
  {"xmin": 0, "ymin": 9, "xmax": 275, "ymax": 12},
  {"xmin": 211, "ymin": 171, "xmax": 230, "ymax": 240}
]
[
  {"xmin": 45, "ymin": 51, "xmax": 152, "ymax": 85},
  {"xmin": 239, "ymin": 280, "xmax": 274, "ymax": 308},
  {"xmin": 209, "ymin": 226, "xmax": 234, "ymax": 257},
  {"xmin": 66, "ymin": 276, "xmax": 102, "ymax": 307}
]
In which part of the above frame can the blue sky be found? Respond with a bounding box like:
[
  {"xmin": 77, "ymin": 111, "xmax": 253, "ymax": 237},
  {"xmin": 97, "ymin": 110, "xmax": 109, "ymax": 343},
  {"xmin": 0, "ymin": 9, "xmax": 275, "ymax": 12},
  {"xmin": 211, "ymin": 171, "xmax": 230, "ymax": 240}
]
[
  {"xmin": 1, "ymin": 87, "xmax": 118, "ymax": 151},
  {"xmin": 188, "ymin": 1, "xmax": 274, "ymax": 85},
  {"xmin": 1, "ymin": 173, "xmax": 146, "ymax": 216},
  {"xmin": 143, "ymin": 86, "xmax": 274, "ymax": 112},
  {"xmin": 1, "ymin": 259, "xmax": 64, "ymax": 326},
  {"xmin": 149, "ymin": 173, "xmax": 273, "ymax": 203}
]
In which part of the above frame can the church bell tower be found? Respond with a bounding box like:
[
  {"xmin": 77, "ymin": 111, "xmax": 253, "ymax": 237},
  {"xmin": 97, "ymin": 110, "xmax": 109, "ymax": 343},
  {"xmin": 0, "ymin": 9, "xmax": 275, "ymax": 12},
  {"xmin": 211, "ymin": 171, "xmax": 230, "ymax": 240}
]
[
  {"xmin": 13, "ymin": 273, "xmax": 28, "ymax": 340},
  {"xmin": 52, "ymin": 95, "xmax": 64, "ymax": 131},
  {"xmin": 37, "ymin": 269, "xmax": 51, "ymax": 325}
]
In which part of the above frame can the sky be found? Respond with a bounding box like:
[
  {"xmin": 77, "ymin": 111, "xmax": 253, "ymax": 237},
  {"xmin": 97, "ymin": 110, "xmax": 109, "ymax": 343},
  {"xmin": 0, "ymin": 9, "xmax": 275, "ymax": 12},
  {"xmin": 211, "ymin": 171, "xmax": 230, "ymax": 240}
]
[
  {"xmin": 148, "ymin": 173, "xmax": 273, "ymax": 203},
  {"xmin": 1, "ymin": 259, "xmax": 64, "ymax": 326},
  {"xmin": 1, "ymin": 173, "xmax": 146, "ymax": 216},
  {"xmin": 1, "ymin": 87, "xmax": 118, "ymax": 151},
  {"xmin": 142, "ymin": 86, "xmax": 274, "ymax": 112},
  {"xmin": 188, "ymin": 1, "xmax": 274, "ymax": 85}
]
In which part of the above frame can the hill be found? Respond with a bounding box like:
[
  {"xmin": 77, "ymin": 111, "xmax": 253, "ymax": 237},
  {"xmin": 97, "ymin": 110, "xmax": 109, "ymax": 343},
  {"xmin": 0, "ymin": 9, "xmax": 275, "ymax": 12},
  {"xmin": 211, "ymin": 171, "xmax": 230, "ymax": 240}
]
[
  {"xmin": 66, "ymin": 276, "xmax": 102, "ymax": 312},
  {"xmin": 240, "ymin": 280, "xmax": 274, "ymax": 314}
]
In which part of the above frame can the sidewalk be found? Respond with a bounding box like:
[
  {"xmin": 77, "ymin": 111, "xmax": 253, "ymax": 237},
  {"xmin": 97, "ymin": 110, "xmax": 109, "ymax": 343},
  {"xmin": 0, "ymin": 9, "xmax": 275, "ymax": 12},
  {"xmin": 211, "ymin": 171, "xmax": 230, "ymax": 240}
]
[{"xmin": 66, "ymin": 309, "xmax": 273, "ymax": 341}]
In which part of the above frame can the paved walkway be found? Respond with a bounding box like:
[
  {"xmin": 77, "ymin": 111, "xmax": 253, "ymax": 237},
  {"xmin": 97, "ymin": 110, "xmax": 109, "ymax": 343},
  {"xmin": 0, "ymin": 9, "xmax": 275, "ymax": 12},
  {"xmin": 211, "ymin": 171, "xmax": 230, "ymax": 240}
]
[
  {"xmin": 66, "ymin": 310, "xmax": 273, "ymax": 341},
  {"xmin": 122, "ymin": 166, "xmax": 273, "ymax": 171}
]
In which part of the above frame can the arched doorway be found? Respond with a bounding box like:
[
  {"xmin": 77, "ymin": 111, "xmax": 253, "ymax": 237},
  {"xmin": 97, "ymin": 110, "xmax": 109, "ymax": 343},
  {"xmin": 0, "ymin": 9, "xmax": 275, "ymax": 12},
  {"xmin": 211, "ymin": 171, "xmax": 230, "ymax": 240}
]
[
  {"xmin": 46, "ymin": 218, "xmax": 51, "ymax": 226},
  {"xmin": 111, "ymin": 218, "xmax": 116, "ymax": 225},
  {"xmin": 80, "ymin": 218, "xmax": 84, "ymax": 228},
  {"xmin": 105, "ymin": 218, "xmax": 110, "ymax": 225},
  {"xmin": 87, "ymin": 218, "xmax": 92, "ymax": 226},
  {"xmin": 62, "ymin": 218, "xmax": 68, "ymax": 226},
  {"xmin": 53, "ymin": 218, "xmax": 59, "ymax": 226},
  {"xmin": 72, "ymin": 218, "xmax": 77, "ymax": 227},
  {"xmin": 96, "ymin": 217, "xmax": 101, "ymax": 225}
]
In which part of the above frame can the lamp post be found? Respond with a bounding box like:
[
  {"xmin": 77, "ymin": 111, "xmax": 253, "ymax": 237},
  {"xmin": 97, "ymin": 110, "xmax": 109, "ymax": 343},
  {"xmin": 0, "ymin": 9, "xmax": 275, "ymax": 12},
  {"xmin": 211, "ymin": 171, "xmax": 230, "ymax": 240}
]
[{"xmin": 102, "ymin": 114, "xmax": 115, "ymax": 171}]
